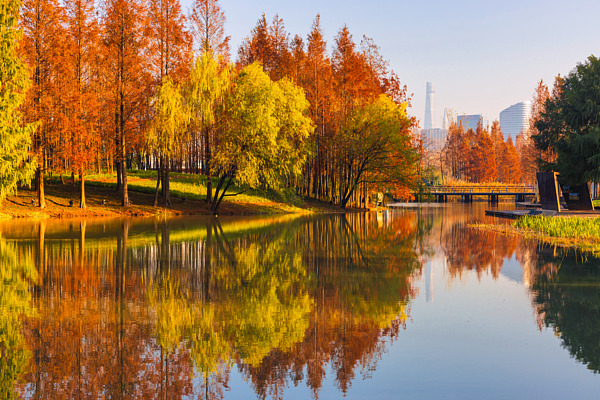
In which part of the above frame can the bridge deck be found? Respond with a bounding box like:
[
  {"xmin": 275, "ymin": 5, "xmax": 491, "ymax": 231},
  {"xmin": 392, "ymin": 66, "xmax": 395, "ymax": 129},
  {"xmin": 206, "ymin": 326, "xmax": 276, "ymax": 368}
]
[{"xmin": 429, "ymin": 191, "xmax": 535, "ymax": 196}]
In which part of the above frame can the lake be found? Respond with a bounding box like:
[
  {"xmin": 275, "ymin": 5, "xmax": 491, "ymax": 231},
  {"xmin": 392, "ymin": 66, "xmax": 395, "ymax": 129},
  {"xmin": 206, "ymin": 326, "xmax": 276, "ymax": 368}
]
[{"xmin": 1, "ymin": 203, "xmax": 599, "ymax": 399}]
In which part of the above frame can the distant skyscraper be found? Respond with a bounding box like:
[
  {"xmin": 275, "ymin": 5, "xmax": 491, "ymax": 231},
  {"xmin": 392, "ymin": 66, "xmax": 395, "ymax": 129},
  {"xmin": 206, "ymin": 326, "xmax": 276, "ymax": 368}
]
[
  {"xmin": 457, "ymin": 114, "xmax": 483, "ymax": 132},
  {"xmin": 442, "ymin": 108, "xmax": 452, "ymax": 130},
  {"xmin": 424, "ymin": 82, "xmax": 435, "ymax": 129},
  {"xmin": 499, "ymin": 101, "xmax": 532, "ymax": 141}
]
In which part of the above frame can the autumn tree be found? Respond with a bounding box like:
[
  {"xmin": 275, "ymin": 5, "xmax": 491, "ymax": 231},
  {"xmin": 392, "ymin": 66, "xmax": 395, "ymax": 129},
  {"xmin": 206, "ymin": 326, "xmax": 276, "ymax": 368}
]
[
  {"xmin": 498, "ymin": 137, "xmax": 521, "ymax": 183},
  {"xmin": 188, "ymin": 0, "xmax": 229, "ymax": 201},
  {"xmin": 146, "ymin": 0, "xmax": 191, "ymax": 205},
  {"xmin": 442, "ymin": 120, "xmax": 464, "ymax": 180},
  {"xmin": 267, "ymin": 14, "xmax": 292, "ymax": 81},
  {"xmin": 515, "ymin": 79, "xmax": 550, "ymax": 184},
  {"xmin": 62, "ymin": 0, "xmax": 101, "ymax": 208},
  {"xmin": 532, "ymin": 76, "xmax": 564, "ymax": 174},
  {"xmin": 21, "ymin": 0, "xmax": 67, "ymax": 208},
  {"xmin": 0, "ymin": 0, "xmax": 37, "ymax": 204},
  {"xmin": 185, "ymin": 52, "xmax": 231, "ymax": 204},
  {"xmin": 332, "ymin": 25, "xmax": 363, "ymax": 121},
  {"xmin": 301, "ymin": 15, "xmax": 333, "ymax": 199},
  {"xmin": 238, "ymin": 14, "xmax": 273, "ymax": 70},
  {"xmin": 147, "ymin": 77, "xmax": 189, "ymax": 206},
  {"xmin": 472, "ymin": 125, "xmax": 496, "ymax": 182},
  {"xmin": 147, "ymin": 0, "xmax": 191, "ymax": 83},
  {"xmin": 490, "ymin": 120, "xmax": 505, "ymax": 179},
  {"xmin": 339, "ymin": 95, "xmax": 418, "ymax": 207},
  {"xmin": 102, "ymin": 0, "xmax": 152, "ymax": 206},
  {"xmin": 189, "ymin": 0, "xmax": 230, "ymax": 59}
]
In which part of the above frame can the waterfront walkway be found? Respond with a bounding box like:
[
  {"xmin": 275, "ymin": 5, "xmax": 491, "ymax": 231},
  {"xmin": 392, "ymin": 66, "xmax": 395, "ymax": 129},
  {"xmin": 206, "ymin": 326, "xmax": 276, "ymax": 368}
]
[{"xmin": 415, "ymin": 185, "xmax": 536, "ymax": 203}]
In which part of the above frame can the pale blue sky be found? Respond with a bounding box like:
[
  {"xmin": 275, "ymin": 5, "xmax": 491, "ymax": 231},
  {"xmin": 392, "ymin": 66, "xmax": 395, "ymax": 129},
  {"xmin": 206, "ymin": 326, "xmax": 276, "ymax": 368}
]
[{"xmin": 181, "ymin": 0, "xmax": 600, "ymax": 127}]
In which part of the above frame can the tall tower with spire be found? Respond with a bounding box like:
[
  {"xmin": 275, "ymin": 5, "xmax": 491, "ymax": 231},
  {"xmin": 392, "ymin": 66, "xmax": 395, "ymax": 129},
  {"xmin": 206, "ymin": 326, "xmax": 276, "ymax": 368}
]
[{"xmin": 424, "ymin": 82, "xmax": 435, "ymax": 129}]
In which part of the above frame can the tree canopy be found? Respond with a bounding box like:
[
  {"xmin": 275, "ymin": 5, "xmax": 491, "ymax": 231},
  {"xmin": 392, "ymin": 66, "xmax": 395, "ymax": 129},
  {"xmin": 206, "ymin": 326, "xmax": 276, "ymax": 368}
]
[
  {"xmin": 209, "ymin": 62, "xmax": 313, "ymax": 212},
  {"xmin": 0, "ymin": 0, "xmax": 36, "ymax": 204},
  {"xmin": 533, "ymin": 55, "xmax": 600, "ymax": 184}
]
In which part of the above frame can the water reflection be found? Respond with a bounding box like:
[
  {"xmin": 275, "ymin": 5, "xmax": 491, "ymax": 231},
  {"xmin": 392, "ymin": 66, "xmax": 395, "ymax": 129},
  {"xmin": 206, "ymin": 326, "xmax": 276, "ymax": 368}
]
[
  {"xmin": 530, "ymin": 247, "xmax": 600, "ymax": 373},
  {"xmin": 0, "ymin": 212, "xmax": 425, "ymax": 399},
  {"xmin": 419, "ymin": 204, "xmax": 600, "ymax": 375},
  {"xmin": 0, "ymin": 237, "xmax": 37, "ymax": 400},
  {"xmin": 4, "ymin": 205, "xmax": 600, "ymax": 398}
]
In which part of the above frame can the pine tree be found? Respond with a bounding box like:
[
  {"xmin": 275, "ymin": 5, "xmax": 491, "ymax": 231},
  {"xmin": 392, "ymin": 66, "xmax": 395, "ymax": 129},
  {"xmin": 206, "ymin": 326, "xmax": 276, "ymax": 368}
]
[{"xmin": 0, "ymin": 0, "xmax": 37, "ymax": 204}]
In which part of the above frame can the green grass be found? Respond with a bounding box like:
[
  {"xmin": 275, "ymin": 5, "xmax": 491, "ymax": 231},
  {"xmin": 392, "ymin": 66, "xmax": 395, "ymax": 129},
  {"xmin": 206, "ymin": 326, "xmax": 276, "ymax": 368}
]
[
  {"xmin": 472, "ymin": 214, "xmax": 600, "ymax": 255},
  {"xmin": 80, "ymin": 170, "xmax": 306, "ymax": 212},
  {"xmin": 514, "ymin": 215, "xmax": 600, "ymax": 240}
]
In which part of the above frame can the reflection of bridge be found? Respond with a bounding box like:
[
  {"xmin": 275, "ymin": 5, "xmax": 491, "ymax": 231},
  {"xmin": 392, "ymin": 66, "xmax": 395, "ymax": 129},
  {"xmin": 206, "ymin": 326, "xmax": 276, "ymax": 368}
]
[{"xmin": 415, "ymin": 185, "xmax": 536, "ymax": 203}]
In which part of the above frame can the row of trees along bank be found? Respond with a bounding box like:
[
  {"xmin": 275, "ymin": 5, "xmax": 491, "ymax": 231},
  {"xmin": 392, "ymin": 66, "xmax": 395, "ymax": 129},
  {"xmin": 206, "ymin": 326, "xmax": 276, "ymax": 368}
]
[{"xmin": 0, "ymin": 0, "xmax": 420, "ymax": 212}]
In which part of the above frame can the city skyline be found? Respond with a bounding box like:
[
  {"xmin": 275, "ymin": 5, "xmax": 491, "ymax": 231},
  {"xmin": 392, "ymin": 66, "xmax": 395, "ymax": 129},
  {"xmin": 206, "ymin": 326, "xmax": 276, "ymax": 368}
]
[{"xmin": 185, "ymin": 0, "xmax": 600, "ymax": 129}]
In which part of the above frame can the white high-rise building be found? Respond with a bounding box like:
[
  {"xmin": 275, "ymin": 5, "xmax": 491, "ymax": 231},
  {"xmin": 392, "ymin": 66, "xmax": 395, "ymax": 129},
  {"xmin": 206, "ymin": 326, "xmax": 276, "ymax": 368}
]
[
  {"xmin": 424, "ymin": 82, "xmax": 435, "ymax": 129},
  {"xmin": 499, "ymin": 101, "xmax": 531, "ymax": 141},
  {"xmin": 421, "ymin": 83, "xmax": 447, "ymax": 151},
  {"xmin": 442, "ymin": 108, "xmax": 452, "ymax": 130}
]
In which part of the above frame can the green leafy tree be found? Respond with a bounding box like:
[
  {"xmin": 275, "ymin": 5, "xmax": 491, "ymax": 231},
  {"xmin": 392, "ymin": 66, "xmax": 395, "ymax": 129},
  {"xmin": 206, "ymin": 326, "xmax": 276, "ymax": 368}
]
[
  {"xmin": 0, "ymin": 0, "xmax": 36, "ymax": 204},
  {"xmin": 147, "ymin": 76, "xmax": 190, "ymax": 206},
  {"xmin": 533, "ymin": 56, "xmax": 600, "ymax": 184},
  {"xmin": 339, "ymin": 95, "xmax": 418, "ymax": 207},
  {"xmin": 186, "ymin": 52, "xmax": 231, "ymax": 204},
  {"xmin": 210, "ymin": 63, "xmax": 312, "ymax": 212}
]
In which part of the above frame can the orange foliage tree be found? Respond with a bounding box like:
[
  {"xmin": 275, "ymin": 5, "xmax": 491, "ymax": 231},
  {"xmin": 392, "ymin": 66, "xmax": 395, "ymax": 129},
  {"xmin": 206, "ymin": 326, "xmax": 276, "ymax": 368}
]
[
  {"xmin": 21, "ymin": 0, "xmax": 68, "ymax": 208},
  {"xmin": 190, "ymin": 0, "xmax": 230, "ymax": 59},
  {"xmin": 62, "ymin": 0, "xmax": 102, "ymax": 208},
  {"xmin": 101, "ymin": 0, "xmax": 152, "ymax": 206},
  {"xmin": 147, "ymin": 0, "xmax": 192, "ymax": 206}
]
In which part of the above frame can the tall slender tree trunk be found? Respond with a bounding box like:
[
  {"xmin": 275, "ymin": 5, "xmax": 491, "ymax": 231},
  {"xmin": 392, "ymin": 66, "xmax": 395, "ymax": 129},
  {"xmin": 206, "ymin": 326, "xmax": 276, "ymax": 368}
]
[
  {"xmin": 37, "ymin": 164, "xmax": 46, "ymax": 209},
  {"xmin": 162, "ymin": 158, "xmax": 171, "ymax": 206},
  {"xmin": 120, "ymin": 107, "xmax": 129, "ymax": 207},
  {"xmin": 205, "ymin": 127, "xmax": 212, "ymax": 203},
  {"xmin": 154, "ymin": 156, "xmax": 162, "ymax": 207},
  {"xmin": 79, "ymin": 170, "xmax": 86, "ymax": 209}
]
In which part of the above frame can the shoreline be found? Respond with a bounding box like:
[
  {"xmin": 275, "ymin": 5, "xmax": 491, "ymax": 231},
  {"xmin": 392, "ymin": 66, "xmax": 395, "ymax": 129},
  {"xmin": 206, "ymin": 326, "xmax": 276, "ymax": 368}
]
[
  {"xmin": 0, "ymin": 183, "xmax": 365, "ymax": 221},
  {"xmin": 471, "ymin": 217, "xmax": 600, "ymax": 254}
]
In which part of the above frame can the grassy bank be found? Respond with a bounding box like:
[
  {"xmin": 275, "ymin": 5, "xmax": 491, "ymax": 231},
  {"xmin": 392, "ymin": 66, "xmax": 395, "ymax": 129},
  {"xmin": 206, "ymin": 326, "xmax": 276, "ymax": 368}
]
[
  {"xmin": 0, "ymin": 171, "xmax": 355, "ymax": 219},
  {"xmin": 472, "ymin": 215, "xmax": 600, "ymax": 253}
]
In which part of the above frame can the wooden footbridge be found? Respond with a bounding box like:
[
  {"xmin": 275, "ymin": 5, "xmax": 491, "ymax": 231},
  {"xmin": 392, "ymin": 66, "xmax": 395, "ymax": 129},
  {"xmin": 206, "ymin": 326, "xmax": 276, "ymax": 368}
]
[{"xmin": 415, "ymin": 185, "xmax": 536, "ymax": 203}]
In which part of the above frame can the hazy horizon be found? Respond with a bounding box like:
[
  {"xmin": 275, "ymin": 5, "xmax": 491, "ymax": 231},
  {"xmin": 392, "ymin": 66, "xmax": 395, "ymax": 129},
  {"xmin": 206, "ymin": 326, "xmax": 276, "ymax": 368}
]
[{"xmin": 182, "ymin": 0, "xmax": 600, "ymax": 128}]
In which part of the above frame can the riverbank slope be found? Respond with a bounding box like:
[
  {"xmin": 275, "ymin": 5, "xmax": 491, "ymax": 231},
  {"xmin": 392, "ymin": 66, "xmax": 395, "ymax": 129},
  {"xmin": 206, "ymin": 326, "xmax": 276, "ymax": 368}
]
[{"xmin": 0, "ymin": 172, "xmax": 358, "ymax": 219}]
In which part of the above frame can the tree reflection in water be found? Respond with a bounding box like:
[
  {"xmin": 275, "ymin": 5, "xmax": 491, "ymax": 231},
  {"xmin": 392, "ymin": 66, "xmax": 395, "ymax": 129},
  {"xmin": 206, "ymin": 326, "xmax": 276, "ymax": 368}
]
[
  {"xmin": 529, "ymin": 246, "xmax": 600, "ymax": 374},
  {"xmin": 0, "ymin": 237, "xmax": 37, "ymax": 400},
  {"xmin": 429, "ymin": 209, "xmax": 600, "ymax": 375},
  {"xmin": 0, "ymin": 212, "xmax": 426, "ymax": 399}
]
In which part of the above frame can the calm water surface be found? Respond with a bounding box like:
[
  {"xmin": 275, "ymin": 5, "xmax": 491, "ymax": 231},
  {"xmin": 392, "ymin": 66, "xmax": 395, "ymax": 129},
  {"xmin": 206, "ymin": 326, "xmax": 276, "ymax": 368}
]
[{"xmin": 1, "ymin": 203, "xmax": 599, "ymax": 399}]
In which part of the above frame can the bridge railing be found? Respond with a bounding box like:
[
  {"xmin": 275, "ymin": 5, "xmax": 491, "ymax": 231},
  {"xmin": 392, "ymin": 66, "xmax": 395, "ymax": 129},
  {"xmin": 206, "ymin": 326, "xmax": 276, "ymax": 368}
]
[{"xmin": 426, "ymin": 185, "xmax": 535, "ymax": 193}]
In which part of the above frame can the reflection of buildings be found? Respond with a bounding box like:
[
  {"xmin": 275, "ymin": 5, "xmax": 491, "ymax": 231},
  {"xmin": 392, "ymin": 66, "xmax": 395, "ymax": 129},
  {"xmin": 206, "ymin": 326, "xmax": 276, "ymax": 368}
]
[
  {"xmin": 424, "ymin": 255, "xmax": 446, "ymax": 302},
  {"xmin": 457, "ymin": 114, "xmax": 483, "ymax": 132},
  {"xmin": 499, "ymin": 101, "xmax": 531, "ymax": 141}
]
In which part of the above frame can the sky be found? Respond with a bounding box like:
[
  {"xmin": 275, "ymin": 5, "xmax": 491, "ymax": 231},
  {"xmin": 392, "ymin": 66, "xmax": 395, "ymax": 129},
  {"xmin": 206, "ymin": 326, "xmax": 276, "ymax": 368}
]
[{"xmin": 180, "ymin": 0, "xmax": 600, "ymax": 128}]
